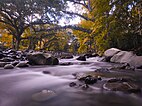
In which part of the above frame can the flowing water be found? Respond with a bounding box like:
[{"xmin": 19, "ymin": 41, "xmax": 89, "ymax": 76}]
[{"xmin": 0, "ymin": 57, "xmax": 142, "ymax": 106}]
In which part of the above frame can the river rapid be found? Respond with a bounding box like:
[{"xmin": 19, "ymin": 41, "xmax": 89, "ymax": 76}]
[{"xmin": 0, "ymin": 57, "xmax": 142, "ymax": 106}]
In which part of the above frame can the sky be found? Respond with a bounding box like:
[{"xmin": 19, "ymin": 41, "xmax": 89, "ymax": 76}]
[{"xmin": 59, "ymin": 2, "xmax": 82, "ymax": 26}]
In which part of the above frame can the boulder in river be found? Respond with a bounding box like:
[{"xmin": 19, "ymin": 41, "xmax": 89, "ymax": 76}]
[
  {"xmin": 26, "ymin": 52, "xmax": 59, "ymax": 65},
  {"xmin": 32, "ymin": 89, "xmax": 56, "ymax": 102},
  {"xmin": 4, "ymin": 64, "xmax": 14, "ymax": 69},
  {"xmin": 76, "ymin": 55, "xmax": 86, "ymax": 61},
  {"xmin": 0, "ymin": 62, "xmax": 11, "ymax": 67},
  {"xmin": 128, "ymin": 56, "xmax": 142, "ymax": 69},
  {"xmin": 103, "ymin": 78, "xmax": 141, "ymax": 93},
  {"xmin": 73, "ymin": 73, "xmax": 98, "ymax": 85},
  {"xmin": 0, "ymin": 57, "xmax": 15, "ymax": 62},
  {"xmin": 0, "ymin": 53, "xmax": 4, "ymax": 59},
  {"xmin": 16, "ymin": 61, "xmax": 29, "ymax": 68},
  {"xmin": 110, "ymin": 51, "xmax": 134, "ymax": 63},
  {"xmin": 84, "ymin": 75, "xmax": 97, "ymax": 84},
  {"xmin": 104, "ymin": 48, "xmax": 121, "ymax": 57}
]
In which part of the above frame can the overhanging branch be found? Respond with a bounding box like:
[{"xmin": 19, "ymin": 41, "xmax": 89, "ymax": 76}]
[{"xmin": 36, "ymin": 25, "xmax": 92, "ymax": 34}]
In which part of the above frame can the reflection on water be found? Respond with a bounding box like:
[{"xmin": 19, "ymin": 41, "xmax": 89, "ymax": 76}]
[{"xmin": 0, "ymin": 57, "xmax": 142, "ymax": 106}]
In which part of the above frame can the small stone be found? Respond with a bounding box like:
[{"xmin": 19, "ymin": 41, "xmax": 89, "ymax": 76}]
[
  {"xmin": 42, "ymin": 71, "xmax": 51, "ymax": 74},
  {"xmin": 69, "ymin": 82, "xmax": 77, "ymax": 87},
  {"xmin": 32, "ymin": 89, "xmax": 56, "ymax": 102},
  {"xmin": 81, "ymin": 84, "xmax": 89, "ymax": 90},
  {"xmin": 97, "ymin": 76, "xmax": 102, "ymax": 80}
]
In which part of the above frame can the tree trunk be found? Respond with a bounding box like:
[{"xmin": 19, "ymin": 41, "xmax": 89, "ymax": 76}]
[
  {"xmin": 15, "ymin": 38, "xmax": 21, "ymax": 50},
  {"xmin": 12, "ymin": 36, "xmax": 16, "ymax": 49}
]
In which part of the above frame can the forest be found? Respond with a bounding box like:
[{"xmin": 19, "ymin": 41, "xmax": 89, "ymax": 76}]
[{"xmin": 0, "ymin": 0, "xmax": 142, "ymax": 55}]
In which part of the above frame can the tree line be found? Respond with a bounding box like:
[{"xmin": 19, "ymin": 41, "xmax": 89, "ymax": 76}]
[{"xmin": 0, "ymin": 0, "xmax": 142, "ymax": 55}]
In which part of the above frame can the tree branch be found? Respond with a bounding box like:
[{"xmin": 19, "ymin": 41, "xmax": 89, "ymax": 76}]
[
  {"xmin": 62, "ymin": 11, "xmax": 95, "ymax": 21},
  {"xmin": 36, "ymin": 25, "xmax": 92, "ymax": 34}
]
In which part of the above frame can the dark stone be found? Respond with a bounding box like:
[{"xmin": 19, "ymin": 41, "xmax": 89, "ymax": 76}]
[
  {"xmin": 104, "ymin": 78, "xmax": 141, "ymax": 93},
  {"xmin": 0, "ymin": 53, "xmax": 4, "ymax": 59},
  {"xmin": 69, "ymin": 82, "xmax": 77, "ymax": 87},
  {"xmin": 42, "ymin": 71, "xmax": 51, "ymax": 74},
  {"xmin": 0, "ymin": 57, "xmax": 15, "ymax": 62},
  {"xmin": 45, "ymin": 56, "xmax": 59, "ymax": 65},
  {"xmin": 101, "ymin": 56, "xmax": 111, "ymax": 62},
  {"xmin": 60, "ymin": 62, "xmax": 73, "ymax": 66},
  {"xmin": 61, "ymin": 55, "xmax": 73, "ymax": 59},
  {"xmin": 12, "ymin": 61, "xmax": 19, "ymax": 66},
  {"xmin": 27, "ymin": 52, "xmax": 59, "ymax": 65},
  {"xmin": 95, "ymin": 68, "xmax": 110, "ymax": 73},
  {"xmin": 76, "ymin": 55, "xmax": 86, "ymax": 61},
  {"xmin": 84, "ymin": 76, "xmax": 97, "ymax": 84},
  {"xmin": 84, "ymin": 53, "xmax": 99, "ymax": 58},
  {"xmin": 0, "ymin": 62, "xmax": 10, "ymax": 67}
]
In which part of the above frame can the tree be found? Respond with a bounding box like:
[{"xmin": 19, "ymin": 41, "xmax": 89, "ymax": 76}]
[
  {"xmin": 72, "ymin": 0, "xmax": 142, "ymax": 54},
  {"xmin": 0, "ymin": 0, "xmax": 67, "ymax": 50}
]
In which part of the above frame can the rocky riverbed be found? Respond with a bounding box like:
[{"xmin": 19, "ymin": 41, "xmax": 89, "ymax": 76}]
[{"xmin": 0, "ymin": 55, "xmax": 142, "ymax": 106}]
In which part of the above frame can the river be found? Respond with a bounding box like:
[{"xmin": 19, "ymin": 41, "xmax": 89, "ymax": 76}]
[{"xmin": 0, "ymin": 57, "xmax": 142, "ymax": 106}]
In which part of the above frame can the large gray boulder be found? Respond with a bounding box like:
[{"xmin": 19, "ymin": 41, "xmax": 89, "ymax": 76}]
[
  {"xmin": 128, "ymin": 56, "xmax": 142, "ymax": 68},
  {"xmin": 110, "ymin": 51, "xmax": 134, "ymax": 63},
  {"xmin": 103, "ymin": 48, "xmax": 121, "ymax": 62},
  {"xmin": 26, "ymin": 52, "xmax": 59, "ymax": 65},
  {"xmin": 104, "ymin": 48, "xmax": 121, "ymax": 57}
]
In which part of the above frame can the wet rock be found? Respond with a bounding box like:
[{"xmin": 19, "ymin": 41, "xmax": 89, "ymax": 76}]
[
  {"xmin": 27, "ymin": 52, "xmax": 59, "ymax": 65},
  {"xmin": 16, "ymin": 61, "xmax": 29, "ymax": 67},
  {"xmin": 32, "ymin": 89, "xmax": 56, "ymax": 102},
  {"xmin": 73, "ymin": 73, "xmax": 88, "ymax": 80},
  {"xmin": 76, "ymin": 55, "xmax": 86, "ymax": 61},
  {"xmin": 69, "ymin": 82, "xmax": 77, "ymax": 87},
  {"xmin": 46, "ymin": 56, "xmax": 59, "ymax": 65},
  {"xmin": 104, "ymin": 48, "xmax": 121, "ymax": 61},
  {"xmin": 0, "ymin": 62, "xmax": 11, "ymax": 67},
  {"xmin": 110, "ymin": 51, "xmax": 134, "ymax": 63},
  {"xmin": 59, "ymin": 62, "xmax": 73, "ymax": 66},
  {"xmin": 103, "ymin": 78, "xmax": 141, "ymax": 93},
  {"xmin": 61, "ymin": 55, "xmax": 73, "ymax": 59},
  {"xmin": 0, "ymin": 53, "xmax": 4, "ymax": 59},
  {"xmin": 84, "ymin": 75, "xmax": 97, "ymax": 84},
  {"xmin": 110, "ymin": 63, "xmax": 130, "ymax": 70},
  {"xmin": 6, "ymin": 49, "xmax": 17, "ymax": 54},
  {"xmin": 81, "ymin": 84, "xmax": 89, "ymax": 90},
  {"xmin": 95, "ymin": 68, "xmax": 110, "ymax": 73},
  {"xmin": 104, "ymin": 48, "xmax": 121, "ymax": 57},
  {"xmin": 97, "ymin": 76, "xmax": 102, "ymax": 80},
  {"xmin": 84, "ymin": 53, "xmax": 99, "ymax": 58},
  {"xmin": 42, "ymin": 71, "xmax": 51, "ymax": 74},
  {"xmin": 4, "ymin": 64, "xmax": 14, "ymax": 69},
  {"xmin": 74, "ymin": 73, "xmax": 98, "ymax": 85},
  {"xmin": 0, "ymin": 57, "xmax": 15, "ymax": 62},
  {"xmin": 12, "ymin": 61, "xmax": 19, "ymax": 66},
  {"xmin": 128, "ymin": 56, "xmax": 142, "ymax": 69}
]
